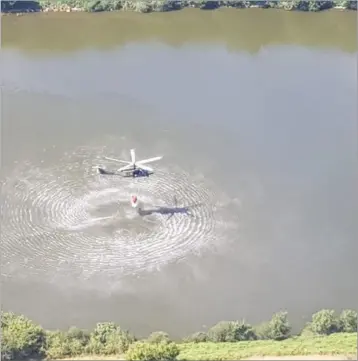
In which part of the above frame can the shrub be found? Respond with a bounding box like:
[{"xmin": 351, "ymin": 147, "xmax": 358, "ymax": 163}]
[
  {"xmin": 86, "ymin": 322, "xmax": 135, "ymax": 355},
  {"xmin": 1, "ymin": 307, "xmax": 357, "ymax": 360},
  {"xmin": 67, "ymin": 326, "xmax": 91, "ymax": 346},
  {"xmin": 207, "ymin": 321, "xmax": 234, "ymax": 342},
  {"xmin": 335, "ymin": 0, "xmax": 358, "ymax": 9},
  {"xmin": 147, "ymin": 331, "xmax": 171, "ymax": 344},
  {"xmin": 232, "ymin": 321, "xmax": 257, "ymax": 341},
  {"xmin": 45, "ymin": 327, "xmax": 90, "ymax": 359},
  {"xmin": 182, "ymin": 331, "xmax": 208, "ymax": 343},
  {"xmin": 255, "ymin": 321, "xmax": 271, "ymax": 340},
  {"xmin": 259, "ymin": 311, "xmax": 291, "ymax": 341},
  {"xmin": 310, "ymin": 309, "xmax": 339, "ymax": 335},
  {"xmin": 125, "ymin": 341, "xmax": 179, "ymax": 361},
  {"xmin": 299, "ymin": 322, "xmax": 316, "ymax": 337},
  {"xmin": 1, "ymin": 312, "xmax": 45, "ymax": 360},
  {"xmin": 339, "ymin": 309, "xmax": 358, "ymax": 333},
  {"xmin": 207, "ymin": 320, "xmax": 256, "ymax": 342}
]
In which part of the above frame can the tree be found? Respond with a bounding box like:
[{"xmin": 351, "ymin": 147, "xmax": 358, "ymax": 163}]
[
  {"xmin": 310, "ymin": 309, "xmax": 339, "ymax": 335},
  {"xmin": 1, "ymin": 312, "xmax": 45, "ymax": 360},
  {"xmin": 268, "ymin": 311, "xmax": 291, "ymax": 340},
  {"xmin": 232, "ymin": 321, "xmax": 257, "ymax": 341},
  {"xmin": 207, "ymin": 320, "xmax": 256, "ymax": 342},
  {"xmin": 45, "ymin": 327, "xmax": 90, "ymax": 359},
  {"xmin": 339, "ymin": 309, "xmax": 357, "ymax": 333},
  {"xmin": 87, "ymin": 322, "xmax": 135, "ymax": 355},
  {"xmin": 255, "ymin": 311, "xmax": 291, "ymax": 340}
]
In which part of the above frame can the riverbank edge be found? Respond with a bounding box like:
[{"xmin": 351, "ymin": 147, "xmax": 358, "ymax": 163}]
[
  {"xmin": 1, "ymin": 0, "xmax": 357, "ymax": 14},
  {"xmin": 2, "ymin": 310, "xmax": 357, "ymax": 360},
  {"xmin": 58, "ymin": 355, "xmax": 357, "ymax": 361},
  {"xmin": 58, "ymin": 356, "xmax": 357, "ymax": 361}
]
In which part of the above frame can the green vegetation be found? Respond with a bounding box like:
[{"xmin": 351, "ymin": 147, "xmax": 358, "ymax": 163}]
[
  {"xmin": 178, "ymin": 334, "xmax": 357, "ymax": 360},
  {"xmin": 1, "ymin": 309, "xmax": 357, "ymax": 360},
  {"xmin": 1, "ymin": 0, "xmax": 357, "ymax": 13}
]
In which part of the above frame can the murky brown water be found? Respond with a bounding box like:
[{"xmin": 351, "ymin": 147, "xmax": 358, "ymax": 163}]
[
  {"xmin": 1, "ymin": 9, "xmax": 357, "ymax": 338},
  {"xmin": 2, "ymin": 9, "xmax": 357, "ymax": 53}
]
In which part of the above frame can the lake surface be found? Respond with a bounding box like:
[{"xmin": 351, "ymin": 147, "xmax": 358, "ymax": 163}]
[{"xmin": 1, "ymin": 9, "xmax": 357, "ymax": 337}]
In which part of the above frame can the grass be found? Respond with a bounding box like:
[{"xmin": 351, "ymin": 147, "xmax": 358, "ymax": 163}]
[
  {"xmin": 2, "ymin": 311, "xmax": 357, "ymax": 360},
  {"xmin": 57, "ymin": 333, "xmax": 357, "ymax": 360},
  {"xmin": 177, "ymin": 333, "xmax": 357, "ymax": 360},
  {"xmin": 60, "ymin": 356, "xmax": 125, "ymax": 360}
]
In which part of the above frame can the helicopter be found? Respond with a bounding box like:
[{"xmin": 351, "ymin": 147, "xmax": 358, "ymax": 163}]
[{"xmin": 96, "ymin": 148, "xmax": 162, "ymax": 178}]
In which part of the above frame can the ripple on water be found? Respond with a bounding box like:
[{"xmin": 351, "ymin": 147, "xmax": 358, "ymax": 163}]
[{"xmin": 1, "ymin": 144, "xmax": 239, "ymax": 287}]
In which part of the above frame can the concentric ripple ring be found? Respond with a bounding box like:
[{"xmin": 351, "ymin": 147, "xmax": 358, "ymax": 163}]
[{"xmin": 1, "ymin": 143, "xmax": 239, "ymax": 286}]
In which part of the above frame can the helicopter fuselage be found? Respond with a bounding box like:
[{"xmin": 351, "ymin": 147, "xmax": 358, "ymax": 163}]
[
  {"xmin": 121, "ymin": 168, "xmax": 153, "ymax": 178},
  {"xmin": 97, "ymin": 167, "xmax": 153, "ymax": 178}
]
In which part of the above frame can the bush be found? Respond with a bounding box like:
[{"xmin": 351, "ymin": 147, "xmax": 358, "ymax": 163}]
[
  {"xmin": 207, "ymin": 321, "xmax": 234, "ymax": 342},
  {"xmin": 147, "ymin": 331, "xmax": 171, "ymax": 344},
  {"xmin": 1, "ymin": 308, "xmax": 357, "ymax": 360},
  {"xmin": 335, "ymin": 0, "xmax": 358, "ymax": 9},
  {"xmin": 207, "ymin": 320, "xmax": 257, "ymax": 342},
  {"xmin": 232, "ymin": 321, "xmax": 257, "ymax": 341},
  {"xmin": 299, "ymin": 322, "xmax": 316, "ymax": 337},
  {"xmin": 255, "ymin": 321, "xmax": 272, "ymax": 340},
  {"xmin": 45, "ymin": 327, "xmax": 90, "ymax": 359},
  {"xmin": 256, "ymin": 311, "xmax": 291, "ymax": 341},
  {"xmin": 339, "ymin": 309, "xmax": 358, "ymax": 333},
  {"xmin": 1, "ymin": 312, "xmax": 45, "ymax": 360},
  {"xmin": 125, "ymin": 341, "xmax": 179, "ymax": 361},
  {"xmin": 86, "ymin": 322, "xmax": 135, "ymax": 355},
  {"xmin": 182, "ymin": 331, "xmax": 208, "ymax": 343},
  {"xmin": 310, "ymin": 309, "xmax": 340, "ymax": 335}
]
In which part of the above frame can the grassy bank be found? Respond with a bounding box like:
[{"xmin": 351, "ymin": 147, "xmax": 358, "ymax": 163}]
[
  {"xmin": 55, "ymin": 334, "xmax": 358, "ymax": 360},
  {"xmin": 1, "ymin": 0, "xmax": 357, "ymax": 14},
  {"xmin": 1, "ymin": 309, "xmax": 357, "ymax": 360},
  {"xmin": 177, "ymin": 333, "xmax": 357, "ymax": 360}
]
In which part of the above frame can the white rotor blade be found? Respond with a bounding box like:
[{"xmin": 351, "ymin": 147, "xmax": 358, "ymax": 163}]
[
  {"xmin": 137, "ymin": 156, "xmax": 162, "ymax": 165},
  {"xmin": 130, "ymin": 149, "xmax": 136, "ymax": 164},
  {"xmin": 104, "ymin": 157, "xmax": 131, "ymax": 164},
  {"xmin": 137, "ymin": 164, "xmax": 153, "ymax": 172},
  {"xmin": 117, "ymin": 164, "xmax": 134, "ymax": 172}
]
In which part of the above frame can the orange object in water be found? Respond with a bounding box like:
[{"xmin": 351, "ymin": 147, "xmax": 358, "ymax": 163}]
[{"xmin": 131, "ymin": 195, "xmax": 138, "ymax": 207}]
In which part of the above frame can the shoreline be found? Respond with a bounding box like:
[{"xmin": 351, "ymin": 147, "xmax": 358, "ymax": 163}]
[
  {"xmin": 58, "ymin": 355, "xmax": 357, "ymax": 360},
  {"xmin": 59, "ymin": 356, "xmax": 356, "ymax": 361},
  {"xmin": 1, "ymin": 0, "xmax": 357, "ymax": 15},
  {"xmin": 2, "ymin": 310, "xmax": 357, "ymax": 361}
]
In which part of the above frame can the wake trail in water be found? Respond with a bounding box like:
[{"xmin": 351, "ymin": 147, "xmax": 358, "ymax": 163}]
[{"xmin": 1, "ymin": 141, "xmax": 239, "ymax": 289}]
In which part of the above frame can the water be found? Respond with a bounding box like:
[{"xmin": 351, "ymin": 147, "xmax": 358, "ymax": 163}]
[{"xmin": 1, "ymin": 9, "xmax": 357, "ymax": 338}]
